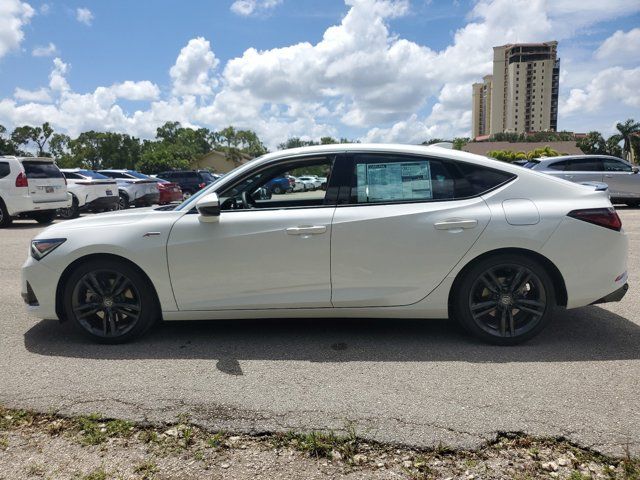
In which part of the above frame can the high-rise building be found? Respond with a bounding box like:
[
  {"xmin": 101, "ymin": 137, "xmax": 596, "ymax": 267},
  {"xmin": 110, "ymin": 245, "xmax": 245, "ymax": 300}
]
[
  {"xmin": 472, "ymin": 41, "xmax": 560, "ymax": 138},
  {"xmin": 472, "ymin": 75, "xmax": 493, "ymax": 138}
]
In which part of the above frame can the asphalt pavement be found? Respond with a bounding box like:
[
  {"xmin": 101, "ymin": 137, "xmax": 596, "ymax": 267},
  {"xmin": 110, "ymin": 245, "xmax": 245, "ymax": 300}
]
[{"xmin": 0, "ymin": 208, "xmax": 638, "ymax": 457}]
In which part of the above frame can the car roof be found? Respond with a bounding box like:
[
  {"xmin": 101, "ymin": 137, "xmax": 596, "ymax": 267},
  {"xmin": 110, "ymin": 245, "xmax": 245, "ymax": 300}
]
[
  {"xmin": 533, "ymin": 154, "xmax": 627, "ymax": 165},
  {"xmin": 0, "ymin": 156, "xmax": 55, "ymax": 163}
]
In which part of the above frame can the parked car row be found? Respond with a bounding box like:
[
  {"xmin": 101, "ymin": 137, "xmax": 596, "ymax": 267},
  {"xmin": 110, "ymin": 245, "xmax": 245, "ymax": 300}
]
[{"xmin": 0, "ymin": 156, "xmax": 224, "ymax": 227}]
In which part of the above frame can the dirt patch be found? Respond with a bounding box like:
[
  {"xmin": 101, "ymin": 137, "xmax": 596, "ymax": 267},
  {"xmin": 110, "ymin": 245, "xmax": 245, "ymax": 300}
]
[{"xmin": 0, "ymin": 406, "xmax": 637, "ymax": 479}]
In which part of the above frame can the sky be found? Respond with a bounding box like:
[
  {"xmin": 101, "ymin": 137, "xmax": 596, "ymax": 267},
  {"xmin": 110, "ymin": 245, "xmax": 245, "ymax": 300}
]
[{"xmin": 0, "ymin": 0, "xmax": 638, "ymax": 149}]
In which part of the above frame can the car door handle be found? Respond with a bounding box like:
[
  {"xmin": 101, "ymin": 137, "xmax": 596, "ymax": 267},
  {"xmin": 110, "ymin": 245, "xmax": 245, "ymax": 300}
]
[
  {"xmin": 285, "ymin": 225, "xmax": 327, "ymax": 235},
  {"xmin": 434, "ymin": 219, "xmax": 478, "ymax": 230},
  {"xmin": 564, "ymin": 174, "xmax": 574, "ymax": 179}
]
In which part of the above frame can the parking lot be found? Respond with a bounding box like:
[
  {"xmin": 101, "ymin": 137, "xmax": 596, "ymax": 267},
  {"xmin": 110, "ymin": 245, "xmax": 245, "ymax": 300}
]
[{"xmin": 0, "ymin": 207, "xmax": 638, "ymax": 457}]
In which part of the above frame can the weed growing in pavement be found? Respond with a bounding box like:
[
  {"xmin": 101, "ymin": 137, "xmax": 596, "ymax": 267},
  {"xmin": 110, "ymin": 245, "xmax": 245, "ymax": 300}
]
[
  {"xmin": 273, "ymin": 427, "xmax": 360, "ymax": 462},
  {"xmin": 206, "ymin": 431, "xmax": 227, "ymax": 450},
  {"xmin": 76, "ymin": 415, "xmax": 134, "ymax": 445},
  {"xmin": 0, "ymin": 435, "xmax": 8, "ymax": 449}
]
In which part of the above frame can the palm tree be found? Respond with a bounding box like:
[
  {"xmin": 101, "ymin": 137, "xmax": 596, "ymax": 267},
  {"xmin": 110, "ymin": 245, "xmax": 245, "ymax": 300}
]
[{"xmin": 615, "ymin": 119, "xmax": 640, "ymax": 162}]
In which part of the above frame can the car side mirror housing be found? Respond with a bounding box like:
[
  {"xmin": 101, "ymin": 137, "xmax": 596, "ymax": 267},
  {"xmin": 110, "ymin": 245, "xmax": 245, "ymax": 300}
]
[{"xmin": 196, "ymin": 192, "xmax": 220, "ymax": 222}]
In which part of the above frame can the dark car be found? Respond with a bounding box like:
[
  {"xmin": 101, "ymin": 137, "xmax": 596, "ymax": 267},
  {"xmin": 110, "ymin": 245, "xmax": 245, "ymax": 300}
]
[
  {"xmin": 264, "ymin": 176, "xmax": 293, "ymax": 194},
  {"xmin": 156, "ymin": 170, "xmax": 215, "ymax": 199}
]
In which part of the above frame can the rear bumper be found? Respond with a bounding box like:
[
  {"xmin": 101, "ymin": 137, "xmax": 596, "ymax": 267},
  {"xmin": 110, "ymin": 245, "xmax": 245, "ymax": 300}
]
[
  {"xmin": 133, "ymin": 193, "xmax": 160, "ymax": 206},
  {"xmin": 7, "ymin": 193, "xmax": 72, "ymax": 216},
  {"xmin": 591, "ymin": 283, "xmax": 629, "ymax": 305},
  {"xmin": 84, "ymin": 195, "xmax": 118, "ymax": 210}
]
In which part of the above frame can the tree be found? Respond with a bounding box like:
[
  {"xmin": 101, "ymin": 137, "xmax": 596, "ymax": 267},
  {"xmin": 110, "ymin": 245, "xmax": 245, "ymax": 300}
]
[
  {"xmin": 577, "ymin": 131, "xmax": 606, "ymax": 155},
  {"xmin": 11, "ymin": 122, "xmax": 54, "ymax": 156},
  {"xmin": 138, "ymin": 141, "xmax": 191, "ymax": 174},
  {"xmin": 69, "ymin": 131, "xmax": 103, "ymax": 169},
  {"xmin": 48, "ymin": 133, "xmax": 76, "ymax": 167},
  {"xmin": 615, "ymin": 118, "xmax": 640, "ymax": 162},
  {"xmin": 0, "ymin": 124, "xmax": 20, "ymax": 155},
  {"xmin": 452, "ymin": 137, "xmax": 470, "ymax": 150}
]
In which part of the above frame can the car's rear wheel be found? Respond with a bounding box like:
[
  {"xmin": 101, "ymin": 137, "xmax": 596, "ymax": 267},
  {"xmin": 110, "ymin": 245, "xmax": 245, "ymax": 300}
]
[
  {"xmin": 452, "ymin": 254, "xmax": 555, "ymax": 345},
  {"xmin": 182, "ymin": 190, "xmax": 193, "ymax": 201},
  {"xmin": 32, "ymin": 210, "xmax": 57, "ymax": 224},
  {"xmin": 62, "ymin": 259, "xmax": 159, "ymax": 343},
  {"xmin": 0, "ymin": 199, "xmax": 12, "ymax": 228},
  {"xmin": 118, "ymin": 193, "xmax": 129, "ymax": 210},
  {"xmin": 273, "ymin": 186, "xmax": 283, "ymax": 195},
  {"xmin": 58, "ymin": 196, "xmax": 79, "ymax": 219}
]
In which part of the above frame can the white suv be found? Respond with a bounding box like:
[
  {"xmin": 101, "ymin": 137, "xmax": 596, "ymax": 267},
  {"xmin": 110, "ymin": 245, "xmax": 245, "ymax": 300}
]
[{"xmin": 0, "ymin": 156, "xmax": 71, "ymax": 227}]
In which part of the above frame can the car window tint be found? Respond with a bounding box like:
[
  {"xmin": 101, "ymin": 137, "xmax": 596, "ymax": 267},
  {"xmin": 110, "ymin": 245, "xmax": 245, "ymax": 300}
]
[
  {"xmin": 22, "ymin": 161, "xmax": 63, "ymax": 179},
  {"xmin": 603, "ymin": 158, "xmax": 632, "ymax": 172},
  {"xmin": 63, "ymin": 172, "xmax": 81, "ymax": 179},
  {"xmin": 78, "ymin": 170, "xmax": 109, "ymax": 179},
  {"xmin": 547, "ymin": 160, "xmax": 568, "ymax": 171},
  {"xmin": 349, "ymin": 154, "xmax": 514, "ymax": 204},
  {"xmin": 0, "ymin": 162, "xmax": 9, "ymax": 178},
  {"xmin": 566, "ymin": 158, "xmax": 603, "ymax": 172}
]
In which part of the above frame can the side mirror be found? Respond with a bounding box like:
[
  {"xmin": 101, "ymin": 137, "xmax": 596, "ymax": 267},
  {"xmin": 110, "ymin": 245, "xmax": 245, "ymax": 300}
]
[
  {"xmin": 196, "ymin": 192, "xmax": 220, "ymax": 223},
  {"xmin": 633, "ymin": 166, "xmax": 639, "ymax": 174}
]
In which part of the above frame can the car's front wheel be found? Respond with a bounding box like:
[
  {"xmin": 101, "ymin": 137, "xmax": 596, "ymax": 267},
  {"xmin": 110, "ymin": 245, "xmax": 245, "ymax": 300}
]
[
  {"xmin": 0, "ymin": 199, "xmax": 12, "ymax": 228},
  {"xmin": 452, "ymin": 254, "xmax": 555, "ymax": 345},
  {"xmin": 62, "ymin": 258, "xmax": 159, "ymax": 343}
]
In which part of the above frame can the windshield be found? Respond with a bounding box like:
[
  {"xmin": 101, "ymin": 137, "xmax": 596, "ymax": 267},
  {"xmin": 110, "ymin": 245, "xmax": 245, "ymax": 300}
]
[{"xmin": 78, "ymin": 170, "xmax": 110, "ymax": 179}]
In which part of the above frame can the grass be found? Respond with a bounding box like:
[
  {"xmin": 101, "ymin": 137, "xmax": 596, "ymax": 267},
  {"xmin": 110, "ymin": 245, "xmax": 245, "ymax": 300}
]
[
  {"xmin": 80, "ymin": 467, "xmax": 107, "ymax": 480},
  {"xmin": 0, "ymin": 435, "xmax": 8, "ymax": 450},
  {"xmin": 273, "ymin": 427, "xmax": 360, "ymax": 462},
  {"xmin": 133, "ymin": 460, "xmax": 158, "ymax": 479},
  {"xmin": 76, "ymin": 415, "xmax": 134, "ymax": 446},
  {"xmin": 206, "ymin": 431, "xmax": 227, "ymax": 450}
]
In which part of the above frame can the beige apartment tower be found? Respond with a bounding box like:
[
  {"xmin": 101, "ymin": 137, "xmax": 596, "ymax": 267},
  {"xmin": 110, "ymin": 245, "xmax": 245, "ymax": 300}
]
[
  {"xmin": 472, "ymin": 75, "xmax": 493, "ymax": 138},
  {"xmin": 472, "ymin": 41, "xmax": 560, "ymax": 137}
]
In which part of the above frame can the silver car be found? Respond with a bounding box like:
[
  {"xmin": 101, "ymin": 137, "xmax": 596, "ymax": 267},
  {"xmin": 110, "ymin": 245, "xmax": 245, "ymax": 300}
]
[{"xmin": 526, "ymin": 155, "xmax": 640, "ymax": 207}]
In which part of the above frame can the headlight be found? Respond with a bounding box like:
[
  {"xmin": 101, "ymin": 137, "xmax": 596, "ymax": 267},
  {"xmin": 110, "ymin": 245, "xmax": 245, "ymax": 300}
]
[{"xmin": 31, "ymin": 238, "xmax": 66, "ymax": 260}]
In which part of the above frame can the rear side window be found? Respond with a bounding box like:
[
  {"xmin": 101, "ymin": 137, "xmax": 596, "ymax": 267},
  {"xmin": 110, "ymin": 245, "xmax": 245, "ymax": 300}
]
[
  {"xmin": 62, "ymin": 172, "xmax": 82, "ymax": 179},
  {"xmin": 79, "ymin": 170, "xmax": 109, "ymax": 179},
  {"xmin": 566, "ymin": 158, "xmax": 602, "ymax": 172},
  {"xmin": 349, "ymin": 154, "xmax": 514, "ymax": 204},
  {"xmin": 22, "ymin": 161, "xmax": 63, "ymax": 179},
  {"xmin": 603, "ymin": 158, "xmax": 632, "ymax": 172},
  {"xmin": 0, "ymin": 162, "xmax": 9, "ymax": 178},
  {"xmin": 547, "ymin": 160, "xmax": 568, "ymax": 171}
]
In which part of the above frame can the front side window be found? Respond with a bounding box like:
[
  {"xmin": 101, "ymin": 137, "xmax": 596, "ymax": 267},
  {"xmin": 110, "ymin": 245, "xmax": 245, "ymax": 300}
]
[
  {"xmin": 217, "ymin": 156, "xmax": 335, "ymax": 211},
  {"xmin": 547, "ymin": 160, "xmax": 568, "ymax": 171},
  {"xmin": 603, "ymin": 158, "xmax": 632, "ymax": 172},
  {"xmin": 349, "ymin": 154, "xmax": 515, "ymax": 204}
]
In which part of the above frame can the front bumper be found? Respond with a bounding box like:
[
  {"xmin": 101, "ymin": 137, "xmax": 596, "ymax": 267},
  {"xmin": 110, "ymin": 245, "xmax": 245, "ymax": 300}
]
[
  {"xmin": 133, "ymin": 192, "xmax": 160, "ymax": 206},
  {"xmin": 590, "ymin": 283, "xmax": 629, "ymax": 305},
  {"xmin": 21, "ymin": 256, "xmax": 60, "ymax": 320}
]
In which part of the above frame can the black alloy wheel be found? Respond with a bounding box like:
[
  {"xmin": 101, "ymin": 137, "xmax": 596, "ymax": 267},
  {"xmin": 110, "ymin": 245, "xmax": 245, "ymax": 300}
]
[
  {"xmin": 453, "ymin": 254, "xmax": 555, "ymax": 345},
  {"xmin": 64, "ymin": 259, "xmax": 158, "ymax": 343}
]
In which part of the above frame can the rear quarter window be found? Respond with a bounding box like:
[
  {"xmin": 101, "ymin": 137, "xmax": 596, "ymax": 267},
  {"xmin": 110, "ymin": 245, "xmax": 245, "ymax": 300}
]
[
  {"xmin": 22, "ymin": 161, "xmax": 63, "ymax": 179},
  {"xmin": 0, "ymin": 162, "xmax": 9, "ymax": 178}
]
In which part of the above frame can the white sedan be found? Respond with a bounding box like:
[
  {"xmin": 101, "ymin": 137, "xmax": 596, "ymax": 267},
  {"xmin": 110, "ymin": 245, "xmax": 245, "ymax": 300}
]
[{"xmin": 22, "ymin": 144, "xmax": 628, "ymax": 345}]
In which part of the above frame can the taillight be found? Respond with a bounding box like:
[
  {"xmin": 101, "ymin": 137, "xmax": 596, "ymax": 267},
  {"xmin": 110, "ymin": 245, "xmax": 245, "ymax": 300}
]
[
  {"xmin": 289, "ymin": 178, "xmax": 295, "ymax": 185},
  {"xmin": 15, "ymin": 172, "xmax": 28, "ymax": 187},
  {"xmin": 568, "ymin": 208, "xmax": 622, "ymax": 231},
  {"xmin": 198, "ymin": 183, "xmax": 206, "ymax": 189}
]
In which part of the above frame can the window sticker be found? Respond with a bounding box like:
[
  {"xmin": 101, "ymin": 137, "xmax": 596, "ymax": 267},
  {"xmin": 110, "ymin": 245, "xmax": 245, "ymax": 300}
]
[{"xmin": 357, "ymin": 161, "xmax": 432, "ymax": 202}]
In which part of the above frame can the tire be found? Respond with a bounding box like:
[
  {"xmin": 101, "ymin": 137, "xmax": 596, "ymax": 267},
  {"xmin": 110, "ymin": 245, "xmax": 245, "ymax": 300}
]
[
  {"xmin": 182, "ymin": 190, "xmax": 193, "ymax": 201},
  {"xmin": 32, "ymin": 210, "xmax": 57, "ymax": 225},
  {"xmin": 58, "ymin": 196, "xmax": 79, "ymax": 219},
  {"xmin": 62, "ymin": 258, "xmax": 159, "ymax": 344},
  {"xmin": 0, "ymin": 199, "xmax": 12, "ymax": 228},
  {"xmin": 118, "ymin": 193, "xmax": 129, "ymax": 210},
  {"xmin": 625, "ymin": 201, "xmax": 640, "ymax": 208},
  {"xmin": 273, "ymin": 186, "xmax": 283, "ymax": 195},
  {"xmin": 451, "ymin": 254, "xmax": 556, "ymax": 345}
]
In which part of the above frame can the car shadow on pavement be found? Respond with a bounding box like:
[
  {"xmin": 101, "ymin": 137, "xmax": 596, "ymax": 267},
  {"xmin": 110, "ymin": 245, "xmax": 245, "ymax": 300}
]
[{"xmin": 23, "ymin": 305, "xmax": 640, "ymax": 374}]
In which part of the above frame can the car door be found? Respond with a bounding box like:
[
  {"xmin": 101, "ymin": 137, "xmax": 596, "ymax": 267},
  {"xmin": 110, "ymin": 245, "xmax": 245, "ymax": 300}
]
[
  {"xmin": 167, "ymin": 155, "xmax": 336, "ymax": 311},
  {"xmin": 562, "ymin": 157, "xmax": 603, "ymax": 184},
  {"xmin": 331, "ymin": 153, "xmax": 498, "ymax": 307},
  {"xmin": 602, "ymin": 157, "xmax": 639, "ymax": 199}
]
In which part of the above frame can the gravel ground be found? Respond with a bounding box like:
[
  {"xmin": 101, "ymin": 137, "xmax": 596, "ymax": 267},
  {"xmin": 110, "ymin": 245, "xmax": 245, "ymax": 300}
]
[{"xmin": 0, "ymin": 407, "xmax": 638, "ymax": 480}]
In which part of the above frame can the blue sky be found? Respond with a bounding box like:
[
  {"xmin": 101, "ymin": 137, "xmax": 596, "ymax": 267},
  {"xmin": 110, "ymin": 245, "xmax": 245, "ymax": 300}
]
[{"xmin": 0, "ymin": 0, "xmax": 639, "ymax": 148}]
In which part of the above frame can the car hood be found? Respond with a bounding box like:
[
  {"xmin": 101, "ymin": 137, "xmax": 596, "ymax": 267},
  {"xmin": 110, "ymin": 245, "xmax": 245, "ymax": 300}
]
[{"xmin": 36, "ymin": 207, "xmax": 168, "ymax": 237}]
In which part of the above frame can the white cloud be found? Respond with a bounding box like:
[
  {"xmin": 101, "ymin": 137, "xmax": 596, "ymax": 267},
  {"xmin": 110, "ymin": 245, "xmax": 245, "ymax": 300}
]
[
  {"xmin": 76, "ymin": 7, "xmax": 93, "ymax": 25},
  {"xmin": 14, "ymin": 87, "xmax": 51, "ymax": 103},
  {"xmin": 0, "ymin": 0, "xmax": 35, "ymax": 58},
  {"xmin": 170, "ymin": 37, "xmax": 219, "ymax": 96},
  {"xmin": 230, "ymin": 0, "xmax": 283, "ymax": 16},
  {"xmin": 560, "ymin": 66, "xmax": 640, "ymax": 116},
  {"xmin": 109, "ymin": 81, "xmax": 160, "ymax": 101},
  {"xmin": 595, "ymin": 28, "xmax": 640, "ymax": 65},
  {"xmin": 49, "ymin": 57, "xmax": 70, "ymax": 92},
  {"xmin": 32, "ymin": 42, "xmax": 57, "ymax": 57},
  {"xmin": 39, "ymin": 3, "xmax": 50, "ymax": 14}
]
